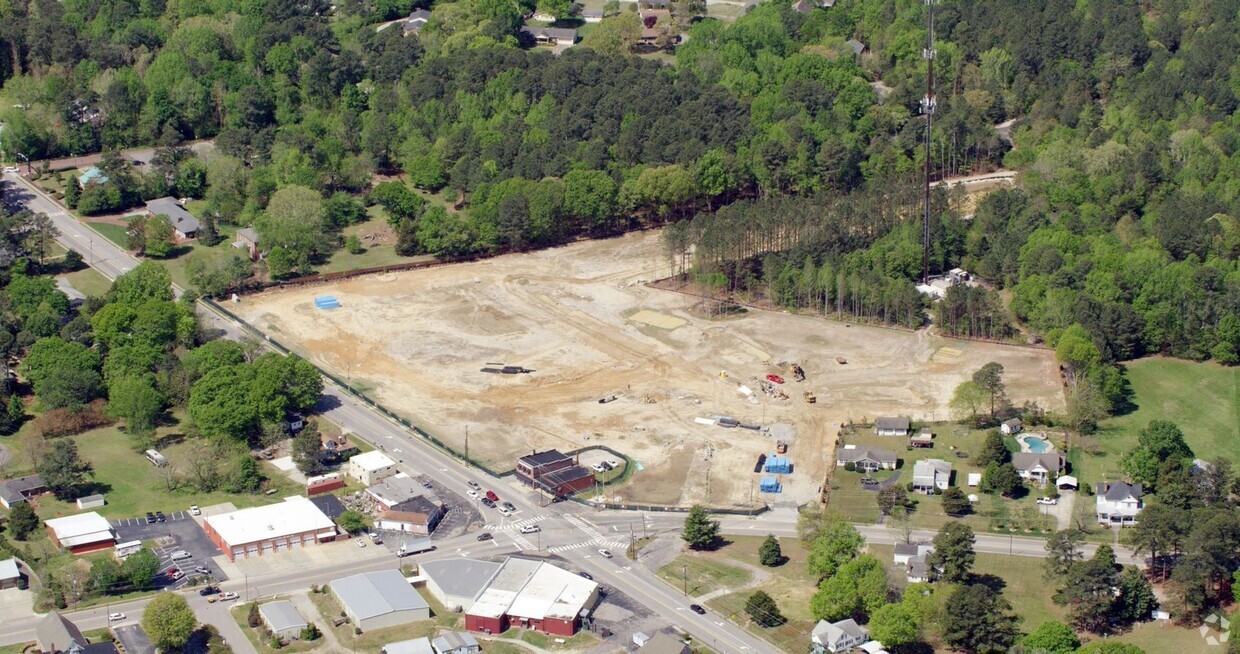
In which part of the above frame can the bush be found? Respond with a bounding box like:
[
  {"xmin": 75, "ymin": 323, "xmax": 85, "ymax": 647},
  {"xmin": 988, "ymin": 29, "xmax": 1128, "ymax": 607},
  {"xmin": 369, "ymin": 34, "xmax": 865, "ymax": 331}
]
[
  {"xmin": 17, "ymin": 577, "xmax": 28, "ymax": 590},
  {"xmin": 247, "ymin": 603, "xmax": 262, "ymax": 628},
  {"xmin": 843, "ymin": 462, "xmax": 856, "ymax": 472},
  {"xmin": 269, "ymin": 635, "xmax": 282, "ymax": 649},
  {"xmin": 30, "ymin": 399, "xmax": 113, "ymax": 438},
  {"xmin": 300, "ymin": 624, "xmax": 320, "ymax": 641},
  {"xmin": 345, "ymin": 235, "xmax": 364, "ymax": 254}
]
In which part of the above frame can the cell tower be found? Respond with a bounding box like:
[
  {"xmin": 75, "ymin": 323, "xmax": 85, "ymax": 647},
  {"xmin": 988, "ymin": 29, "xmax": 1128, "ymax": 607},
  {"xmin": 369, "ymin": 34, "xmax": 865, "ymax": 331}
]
[{"xmin": 920, "ymin": 0, "xmax": 936, "ymax": 285}]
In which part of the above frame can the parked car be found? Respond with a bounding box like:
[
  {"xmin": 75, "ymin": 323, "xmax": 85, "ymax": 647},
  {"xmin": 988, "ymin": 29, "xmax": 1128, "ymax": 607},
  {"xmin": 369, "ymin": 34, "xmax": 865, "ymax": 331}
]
[
  {"xmin": 481, "ymin": 498, "xmax": 496, "ymax": 508},
  {"xmin": 766, "ymin": 374, "xmax": 784, "ymax": 384},
  {"xmin": 368, "ymin": 532, "xmax": 382, "ymax": 544},
  {"xmin": 421, "ymin": 481, "xmax": 433, "ymax": 489},
  {"xmin": 3, "ymin": 166, "xmax": 18, "ymax": 174},
  {"xmin": 218, "ymin": 592, "xmax": 239, "ymax": 601},
  {"xmin": 155, "ymin": 511, "xmax": 166, "ymax": 522},
  {"xmin": 170, "ymin": 550, "xmax": 192, "ymax": 561},
  {"xmin": 605, "ymin": 459, "xmax": 621, "ymax": 469},
  {"xmin": 467, "ymin": 481, "xmax": 481, "ymax": 490},
  {"xmin": 169, "ymin": 570, "xmax": 185, "ymax": 581},
  {"xmin": 355, "ymin": 538, "xmax": 366, "ymax": 548},
  {"xmin": 466, "ymin": 489, "xmax": 481, "ymax": 500},
  {"xmin": 108, "ymin": 612, "xmax": 126, "ymax": 622},
  {"xmin": 193, "ymin": 565, "xmax": 210, "ymax": 575},
  {"xmin": 501, "ymin": 502, "xmax": 516, "ymax": 512},
  {"xmin": 485, "ymin": 490, "xmax": 499, "ymax": 502},
  {"xmin": 519, "ymin": 525, "xmax": 540, "ymax": 534},
  {"xmin": 598, "ymin": 549, "xmax": 612, "ymax": 558},
  {"xmin": 690, "ymin": 604, "xmax": 706, "ymax": 615},
  {"xmin": 476, "ymin": 532, "xmax": 493, "ymax": 541},
  {"xmin": 189, "ymin": 505, "xmax": 200, "ymax": 516},
  {"xmin": 145, "ymin": 512, "xmax": 157, "ymax": 524},
  {"xmin": 1036, "ymin": 497, "xmax": 1058, "ymax": 505},
  {"xmin": 590, "ymin": 463, "xmax": 606, "ymax": 473},
  {"xmin": 497, "ymin": 507, "xmax": 512, "ymax": 517}
]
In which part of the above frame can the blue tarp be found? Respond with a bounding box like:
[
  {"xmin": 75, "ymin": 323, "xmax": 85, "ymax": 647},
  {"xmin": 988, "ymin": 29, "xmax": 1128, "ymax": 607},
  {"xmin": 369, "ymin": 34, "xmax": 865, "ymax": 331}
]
[
  {"xmin": 759, "ymin": 476, "xmax": 781, "ymax": 493},
  {"xmin": 764, "ymin": 455, "xmax": 792, "ymax": 474},
  {"xmin": 315, "ymin": 295, "xmax": 341, "ymax": 310}
]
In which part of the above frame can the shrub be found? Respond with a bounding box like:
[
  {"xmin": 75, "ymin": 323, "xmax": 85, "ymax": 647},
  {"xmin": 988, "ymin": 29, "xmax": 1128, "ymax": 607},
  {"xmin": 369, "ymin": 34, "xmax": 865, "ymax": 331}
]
[
  {"xmin": 300, "ymin": 624, "xmax": 320, "ymax": 641},
  {"xmin": 269, "ymin": 635, "xmax": 282, "ymax": 649},
  {"xmin": 30, "ymin": 399, "xmax": 113, "ymax": 438},
  {"xmin": 246, "ymin": 603, "xmax": 261, "ymax": 628},
  {"xmin": 844, "ymin": 462, "xmax": 856, "ymax": 472}
]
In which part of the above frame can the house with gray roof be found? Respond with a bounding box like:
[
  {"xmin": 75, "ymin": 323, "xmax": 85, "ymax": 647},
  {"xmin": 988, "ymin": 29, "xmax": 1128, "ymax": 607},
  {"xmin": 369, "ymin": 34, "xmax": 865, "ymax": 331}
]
[
  {"xmin": 1096, "ymin": 481, "xmax": 1143, "ymax": 526},
  {"xmin": 892, "ymin": 542, "xmax": 933, "ymax": 566},
  {"xmin": 259, "ymin": 600, "xmax": 307, "ymax": 639},
  {"xmin": 0, "ymin": 558, "xmax": 21, "ymax": 589},
  {"xmin": 642, "ymin": 632, "xmax": 690, "ymax": 654},
  {"xmin": 846, "ymin": 39, "xmax": 866, "ymax": 56},
  {"xmin": 431, "ymin": 632, "xmax": 480, "ymax": 654},
  {"xmin": 874, "ymin": 416, "xmax": 910, "ymax": 436},
  {"xmin": 580, "ymin": 8, "xmax": 604, "ymax": 22},
  {"xmin": 0, "ymin": 474, "xmax": 47, "ymax": 509},
  {"xmin": 420, "ymin": 559, "xmax": 503, "ymax": 610},
  {"xmin": 382, "ymin": 637, "xmax": 434, "ymax": 654},
  {"xmin": 520, "ymin": 26, "xmax": 578, "ymax": 46},
  {"xmin": 835, "ymin": 446, "xmax": 898, "ymax": 472},
  {"xmin": 1012, "ymin": 452, "xmax": 1065, "ymax": 486},
  {"xmin": 792, "ymin": 0, "xmax": 814, "ymax": 13},
  {"xmin": 36, "ymin": 612, "xmax": 86, "ymax": 654},
  {"xmin": 912, "ymin": 459, "xmax": 952, "ymax": 494},
  {"xmin": 812, "ymin": 618, "xmax": 868, "ymax": 653},
  {"xmin": 145, "ymin": 197, "xmax": 200, "ymax": 240},
  {"xmin": 329, "ymin": 569, "xmax": 430, "ymax": 630},
  {"xmin": 404, "ymin": 9, "xmax": 432, "ymax": 34}
]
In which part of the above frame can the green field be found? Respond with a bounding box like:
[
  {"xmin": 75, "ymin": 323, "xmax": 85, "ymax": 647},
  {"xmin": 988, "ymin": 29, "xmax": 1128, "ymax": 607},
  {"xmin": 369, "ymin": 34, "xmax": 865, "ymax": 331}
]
[
  {"xmin": 1074, "ymin": 358, "xmax": 1238, "ymax": 483},
  {"xmin": 62, "ymin": 267, "xmax": 114, "ymax": 297},
  {"xmin": 657, "ymin": 555, "xmax": 753, "ymax": 597},
  {"xmin": 84, "ymin": 221, "xmax": 131, "ymax": 249},
  {"xmin": 319, "ymin": 211, "xmax": 433, "ymax": 274}
]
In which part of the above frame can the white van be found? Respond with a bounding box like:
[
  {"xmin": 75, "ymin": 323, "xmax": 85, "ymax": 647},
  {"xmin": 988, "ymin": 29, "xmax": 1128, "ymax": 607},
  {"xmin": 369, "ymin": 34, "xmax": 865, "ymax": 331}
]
[
  {"xmin": 170, "ymin": 550, "xmax": 192, "ymax": 561},
  {"xmin": 145, "ymin": 449, "xmax": 168, "ymax": 467}
]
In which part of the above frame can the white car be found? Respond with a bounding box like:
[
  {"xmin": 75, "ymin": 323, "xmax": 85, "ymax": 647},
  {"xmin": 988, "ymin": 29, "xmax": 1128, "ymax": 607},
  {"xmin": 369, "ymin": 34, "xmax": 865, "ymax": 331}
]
[
  {"xmin": 598, "ymin": 549, "xmax": 613, "ymax": 558},
  {"xmin": 218, "ymin": 592, "xmax": 239, "ymax": 601},
  {"xmin": 189, "ymin": 505, "xmax": 200, "ymax": 516},
  {"xmin": 3, "ymin": 166, "xmax": 18, "ymax": 174},
  {"xmin": 1036, "ymin": 497, "xmax": 1058, "ymax": 505},
  {"xmin": 466, "ymin": 489, "xmax": 481, "ymax": 500},
  {"xmin": 605, "ymin": 459, "xmax": 621, "ymax": 469},
  {"xmin": 519, "ymin": 525, "xmax": 540, "ymax": 534},
  {"xmin": 108, "ymin": 612, "xmax": 126, "ymax": 622},
  {"xmin": 356, "ymin": 538, "xmax": 367, "ymax": 547},
  {"xmin": 590, "ymin": 463, "xmax": 606, "ymax": 473},
  {"xmin": 497, "ymin": 507, "xmax": 512, "ymax": 516}
]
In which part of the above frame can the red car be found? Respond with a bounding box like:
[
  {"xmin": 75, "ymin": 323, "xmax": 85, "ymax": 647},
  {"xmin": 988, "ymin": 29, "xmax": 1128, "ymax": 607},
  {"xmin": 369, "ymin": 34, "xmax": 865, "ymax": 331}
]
[
  {"xmin": 766, "ymin": 374, "xmax": 784, "ymax": 384},
  {"xmin": 485, "ymin": 490, "xmax": 499, "ymax": 502}
]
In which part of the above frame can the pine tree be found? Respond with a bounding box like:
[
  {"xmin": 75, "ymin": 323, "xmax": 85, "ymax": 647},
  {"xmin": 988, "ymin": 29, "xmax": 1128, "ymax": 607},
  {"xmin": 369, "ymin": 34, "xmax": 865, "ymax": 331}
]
[
  {"xmin": 681, "ymin": 505, "xmax": 720, "ymax": 550},
  {"xmin": 744, "ymin": 590, "xmax": 786, "ymax": 627},
  {"xmin": 6, "ymin": 501, "xmax": 40, "ymax": 540},
  {"xmin": 758, "ymin": 535, "xmax": 782, "ymax": 566}
]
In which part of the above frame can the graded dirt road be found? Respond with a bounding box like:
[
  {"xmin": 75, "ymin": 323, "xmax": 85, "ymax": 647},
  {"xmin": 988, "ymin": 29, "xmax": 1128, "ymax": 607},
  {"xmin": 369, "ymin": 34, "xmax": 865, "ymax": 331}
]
[{"xmin": 238, "ymin": 231, "xmax": 1064, "ymax": 507}]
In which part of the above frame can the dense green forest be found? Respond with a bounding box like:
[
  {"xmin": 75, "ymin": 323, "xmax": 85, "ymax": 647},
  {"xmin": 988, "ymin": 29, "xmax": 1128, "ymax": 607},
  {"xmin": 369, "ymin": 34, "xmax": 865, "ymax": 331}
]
[{"xmin": 0, "ymin": 0, "xmax": 1235, "ymax": 374}]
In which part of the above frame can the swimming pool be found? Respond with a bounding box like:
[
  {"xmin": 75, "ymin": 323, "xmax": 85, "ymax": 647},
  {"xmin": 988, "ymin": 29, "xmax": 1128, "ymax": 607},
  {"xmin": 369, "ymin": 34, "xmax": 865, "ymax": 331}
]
[{"xmin": 1021, "ymin": 435, "xmax": 1052, "ymax": 453}]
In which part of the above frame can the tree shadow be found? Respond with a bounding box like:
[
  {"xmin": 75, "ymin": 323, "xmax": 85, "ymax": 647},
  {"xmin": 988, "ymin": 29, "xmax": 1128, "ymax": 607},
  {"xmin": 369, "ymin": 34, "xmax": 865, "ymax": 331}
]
[{"xmin": 968, "ymin": 573, "xmax": 1007, "ymax": 593}]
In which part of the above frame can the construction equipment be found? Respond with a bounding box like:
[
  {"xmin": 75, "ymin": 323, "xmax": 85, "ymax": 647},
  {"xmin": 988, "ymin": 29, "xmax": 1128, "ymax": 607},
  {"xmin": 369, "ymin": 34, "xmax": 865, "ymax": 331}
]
[
  {"xmin": 836, "ymin": 357, "xmax": 847, "ymax": 365},
  {"xmin": 775, "ymin": 440, "xmax": 788, "ymax": 454},
  {"xmin": 804, "ymin": 390, "xmax": 816, "ymax": 404},
  {"xmin": 789, "ymin": 363, "xmax": 805, "ymax": 382}
]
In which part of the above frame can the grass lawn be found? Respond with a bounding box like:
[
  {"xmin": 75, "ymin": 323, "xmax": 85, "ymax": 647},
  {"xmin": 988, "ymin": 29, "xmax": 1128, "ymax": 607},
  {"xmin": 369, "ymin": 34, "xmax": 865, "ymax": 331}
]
[
  {"xmin": 158, "ymin": 224, "xmax": 245, "ymax": 290},
  {"xmin": 84, "ymin": 221, "xmax": 131, "ymax": 249},
  {"xmin": 62, "ymin": 267, "xmax": 114, "ymax": 296},
  {"xmin": 656, "ymin": 555, "xmax": 752, "ymax": 597},
  {"xmin": 497, "ymin": 628, "xmax": 599, "ymax": 650},
  {"xmin": 1074, "ymin": 358, "xmax": 1239, "ymax": 483},
  {"xmin": 13, "ymin": 422, "xmax": 302, "ymax": 522},
  {"xmin": 828, "ymin": 425, "xmax": 1058, "ymax": 536},
  {"xmin": 0, "ymin": 644, "xmax": 27, "ymax": 654},
  {"xmin": 1109, "ymin": 619, "xmax": 1219, "ymax": 654},
  {"xmin": 319, "ymin": 211, "xmax": 433, "ymax": 274}
]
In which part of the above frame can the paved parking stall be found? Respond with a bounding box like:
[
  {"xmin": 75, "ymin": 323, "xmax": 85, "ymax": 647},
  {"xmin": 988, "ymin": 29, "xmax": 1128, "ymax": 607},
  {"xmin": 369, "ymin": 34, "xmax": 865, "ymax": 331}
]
[
  {"xmin": 112, "ymin": 514, "xmax": 227, "ymax": 590},
  {"xmin": 113, "ymin": 623, "xmax": 156, "ymax": 654}
]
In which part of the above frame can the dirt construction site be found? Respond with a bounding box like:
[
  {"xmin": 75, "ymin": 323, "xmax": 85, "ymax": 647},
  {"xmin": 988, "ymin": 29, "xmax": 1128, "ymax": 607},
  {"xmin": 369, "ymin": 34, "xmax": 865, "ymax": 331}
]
[{"xmin": 238, "ymin": 231, "xmax": 1065, "ymax": 508}]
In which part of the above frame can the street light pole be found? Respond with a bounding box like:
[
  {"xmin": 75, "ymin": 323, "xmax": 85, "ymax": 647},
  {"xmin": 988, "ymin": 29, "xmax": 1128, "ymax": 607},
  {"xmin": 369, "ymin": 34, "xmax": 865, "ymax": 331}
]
[{"xmin": 682, "ymin": 564, "xmax": 688, "ymax": 596}]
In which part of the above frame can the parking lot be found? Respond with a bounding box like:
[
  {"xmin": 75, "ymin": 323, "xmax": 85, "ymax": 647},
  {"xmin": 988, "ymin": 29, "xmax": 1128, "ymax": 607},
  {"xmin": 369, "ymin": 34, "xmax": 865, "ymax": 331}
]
[{"xmin": 111, "ymin": 513, "xmax": 227, "ymax": 591}]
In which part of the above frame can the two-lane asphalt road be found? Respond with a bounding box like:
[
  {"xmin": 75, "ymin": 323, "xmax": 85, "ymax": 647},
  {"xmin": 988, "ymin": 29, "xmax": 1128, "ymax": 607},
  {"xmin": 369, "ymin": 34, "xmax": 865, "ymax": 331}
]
[{"xmin": 2, "ymin": 172, "xmax": 140, "ymax": 280}]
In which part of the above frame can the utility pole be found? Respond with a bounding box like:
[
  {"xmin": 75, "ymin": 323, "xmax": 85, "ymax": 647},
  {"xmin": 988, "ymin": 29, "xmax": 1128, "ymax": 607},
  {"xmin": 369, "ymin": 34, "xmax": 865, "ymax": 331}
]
[
  {"xmin": 682, "ymin": 564, "xmax": 688, "ymax": 596},
  {"xmin": 464, "ymin": 426, "xmax": 469, "ymax": 463},
  {"xmin": 920, "ymin": 0, "xmax": 937, "ymax": 285}
]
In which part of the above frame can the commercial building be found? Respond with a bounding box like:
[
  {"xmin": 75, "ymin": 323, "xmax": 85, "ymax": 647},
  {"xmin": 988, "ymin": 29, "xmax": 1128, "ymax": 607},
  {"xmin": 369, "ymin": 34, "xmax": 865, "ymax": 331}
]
[
  {"xmin": 0, "ymin": 558, "xmax": 21, "ymax": 589},
  {"xmin": 514, "ymin": 451, "xmax": 595, "ymax": 497},
  {"xmin": 204, "ymin": 496, "xmax": 337, "ymax": 561},
  {"xmin": 515, "ymin": 450, "xmax": 574, "ymax": 484},
  {"xmin": 381, "ymin": 638, "xmax": 434, "ymax": 654},
  {"xmin": 431, "ymin": 632, "xmax": 480, "ymax": 654},
  {"xmin": 0, "ymin": 474, "xmax": 47, "ymax": 509},
  {"xmin": 376, "ymin": 496, "xmax": 447, "ymax": 536},
  {"xmin": 348, "ymin": 451, "xmax": 399, "ymax": 485},
  {"xmin": 366, "ymin": 474, "xmax": 438, "ymax": 511},
  {"xmin": 643, "ymin": 632, "xmax": 691, "ymax": 654},
  {"xmin": 428, "ymin": 557, "xmax": 599, "ymax": 637},
  {"xmin": 259, "ymin": 601, "xmax": 308, "ymax": 639},
  {"xmin": 45, "ymin": 512, "xmax": 116, "ymax": 554},
  {"xmin": 308, "ymin": 494, "xmax": 347, "ymax": 522},
  {"xmin": 306, "ymin": 473, "xmax": 345, "ymax": 496},
  {"xmin": 330, "ymin": 569, "xmax": 431, "ymax": 630}
]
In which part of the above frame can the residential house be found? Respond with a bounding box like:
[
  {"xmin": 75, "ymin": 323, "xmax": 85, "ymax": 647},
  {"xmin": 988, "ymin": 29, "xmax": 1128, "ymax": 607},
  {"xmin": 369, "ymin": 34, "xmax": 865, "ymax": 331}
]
[
  {"xmin": 77, "ymin": 167, "xmax": 108, "ymax": 188},
  {"xmin": 0, "ymin": 558, "xmax": 21, "ymax": 589},
  {"xmin": 845, "ymin": 39, "xmax": 866, "ymax": 56},
  {"xmin": 835, "ymin": 446, "xmax": 898, "ymax": 472},
  {"xmin": 431, "ymin": 631, "xmax": 481, "ymax": 654},
  {"xmin": 642, "ymin": 632, "xmax": 690, "ymax": 654},
  {"xmin": 912, "ymin": 459, "xmax": 951, "ymax": 494},
  {"xmin": 1000, "ymin": 418, "xmax": 1022, "ymax": 435},
  {"xmin": 906, "ymin": 556, "xmax": 931, "ymax": 583},
  {"xmin": 233, "ymin": 227, "xmax": 262, "ymax": 260},
  {"xmin": 580, "ymin": 8, "xmax": 604, "ymax": 22},
  {"xmin": 811, "ymin": 619, "xmax": 868, "ymax": 654},
  {"xmin": 1096, "ymin": 481, "xmax": 1143, "ymax": 526},
  {"xmin": 36, "ymin": 612, "xmax": 86, "ymax": 654},
  {"xmin": 909, "ymin": 427, "xmax": 934, "ymax": 448},
  {"xmin": 404, "ymin": 9, "xmax": 432, "ymax": 34},
  {"xmin": 874, "ymin": 416, "xmax": 910, "ymax": 437},
  {"xmin": 0, "ymin": 475, "xmax": 48, "ymax": 509},
  {"xmin": 520, "ymin": 26, "xmax": 578, "ymax": 46},
  {"xmin": 791, "ymin": 0, "xmax": 813, "ymax": 13},
  {"xmin": 1011, "ymin": 452, "xmax": 1065, "ymax": 486},
  {"xmin": 892, "ymin": 542, "xmax": 933, "ymax": 566},
  {"xmin": 145, "ymin": 197, "xmax": 200, "ymax": 240}
]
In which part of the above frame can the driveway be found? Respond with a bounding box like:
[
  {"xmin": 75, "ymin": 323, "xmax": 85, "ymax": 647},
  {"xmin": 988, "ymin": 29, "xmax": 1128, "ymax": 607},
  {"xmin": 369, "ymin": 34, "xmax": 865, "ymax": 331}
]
[
  {"xmin": 113, "ymin": 623, "xmax": 156, "ymax": 654},
  {"xmin": 112, "ymin": 513, "xmax": 227, "ymax": 589},
  {"xmin": 1043, "ymin": 491, "xmax": 1076, "ymax": 530}
]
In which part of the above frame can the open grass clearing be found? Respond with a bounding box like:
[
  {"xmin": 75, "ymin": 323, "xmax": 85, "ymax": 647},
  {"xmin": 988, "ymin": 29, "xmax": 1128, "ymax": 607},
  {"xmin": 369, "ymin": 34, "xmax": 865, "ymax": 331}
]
[
  {"xmin": 62, "ymin": 267, "xmax": 113, "ymax": 297},
  {"xmin": 84, "ymin": 221, "xmax": 130, "ymax": 249},
  {"xmin": 319, "ymin": 211, "xmax": 433, "ymax": 274},
  {"xmin": 657, "ymin": 555, "xmax": 753, "ymax": 597},
  {"xmin": 497, "ymin": 628, "xmax": 599, "ymax": 650},
  {"xmin": 1108, "ymin": 618, "xmax": 1221, "ymax": 654}
]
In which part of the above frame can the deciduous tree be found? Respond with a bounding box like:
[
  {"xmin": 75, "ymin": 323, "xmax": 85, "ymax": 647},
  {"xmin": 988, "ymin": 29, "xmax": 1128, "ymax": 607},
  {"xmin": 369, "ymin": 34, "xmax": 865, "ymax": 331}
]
[
  {"xmin": 807, "ymin": 521, "xmax": 864, "ymax": 580},
  {"xmin": 143, "ymin": 592, "xmax": 198, "ymax": 650},
  {"xmin": 1021, "ymin": 620, "xmax": 1079, "ymax": 654}
]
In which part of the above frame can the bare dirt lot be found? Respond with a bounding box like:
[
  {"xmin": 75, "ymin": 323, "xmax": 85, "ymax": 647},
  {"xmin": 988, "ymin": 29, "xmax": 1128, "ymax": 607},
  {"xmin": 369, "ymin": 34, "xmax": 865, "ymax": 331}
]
[{"xmin": 238, "ymin": 231, "xmax": 1064, "ymax": 508}]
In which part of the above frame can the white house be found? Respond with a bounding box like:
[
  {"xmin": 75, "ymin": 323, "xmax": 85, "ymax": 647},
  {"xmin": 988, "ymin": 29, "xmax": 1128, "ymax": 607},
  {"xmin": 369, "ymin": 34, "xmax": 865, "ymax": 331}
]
[
  {"xmin": 812, "ymin": 619, "xmax": 868, "ymax": 653},
  {"xmin": 906, "ymin": 555, "xmax": 931, "ymax": 583},
  {"xmin": 347, "ymin": 450, "xmax": 399, "ymax": 485},
  {"xmin": 835, "ymin": 446, "xmax": 898, "ymax": 472},
  {"xmin": 874, "ymin": 417, "xmax": 910, "ymax": 437},
  {"xmin": 1096, "ymin": 481, "xmax": 1143, "ymax": 526},
  {"xmin": 1011, "ymin": 452, "xmax": 1065, "ymax": 486},
  {"xmin": 1000, "ymin": 418, "xmax": 1023, "ymax": 435},
  {"xmin": 912, "ymin": 459, "xmax": 952, "ymax": 493},
  {"xmin": 892, "ymin": 542, "xmax": 933, "ymax": 566}
]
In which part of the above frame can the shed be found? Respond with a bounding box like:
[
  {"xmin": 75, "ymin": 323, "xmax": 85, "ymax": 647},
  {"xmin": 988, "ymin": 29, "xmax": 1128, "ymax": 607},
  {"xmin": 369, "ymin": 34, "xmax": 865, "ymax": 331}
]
[
  {"xmin": 642, "ymin": 632, "xmax": 691, "ymax": 654},
  {"xmin": 967, "ymin": 472, "xmax": 982, "ymax": 487},
  {"xmin": 76, "ymin": 494, "xmax": 106, "ymax": 510},
  {"xmin": 1056, "ymin": 475, "xmax": 1079, "ymax": 490},
  {"xmin": 330, "ymin": 569, "xmax": 431, "ymax": 630},
  {"xmin": 1000, "ymin": 418, "xmax": 1022, "ymax": 435},
  {"xmin": 259, "ymin": 600, "xmax": 307, "ymax": 639},
  {"xmin": 0, "ymin": 558, "xmax": 21, "ymax": 589},
  {"xmin": 845, "ymin": 39, "xmax": 865, "ymax": 56},
  {"xmin": 764, "ymin": 455, "xmax": 792, "ymax": 474},
  {"xmin": 874, "ymin": 416, "xmax": 910, "ymax": 436}
]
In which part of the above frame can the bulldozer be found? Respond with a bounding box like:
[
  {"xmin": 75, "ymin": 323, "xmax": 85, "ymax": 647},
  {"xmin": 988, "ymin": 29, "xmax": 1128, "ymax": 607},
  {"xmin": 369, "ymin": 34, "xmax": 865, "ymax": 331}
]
[
  {"xmin": 788, "ymin": 363, "xmax": 806, "ymax": 382},
  {"xmin": 804, "ymin": 390, "xmax": 816, "ymax": 404}
]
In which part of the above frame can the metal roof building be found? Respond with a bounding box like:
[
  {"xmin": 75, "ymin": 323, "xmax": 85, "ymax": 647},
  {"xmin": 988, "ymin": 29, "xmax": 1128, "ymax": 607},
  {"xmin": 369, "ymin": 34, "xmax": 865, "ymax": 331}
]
[
  {"xmin": 381, "ymin": 637, "xmax": 434, "ymax": 654},
  {"xmin": 259, "ymin": 600, "xmax": 307, "ymax": 639},
  {"xmin": 204, "ymin": 496, "xmax": 336, "ymax": 560},
  {"xmin": 455, "ymin": 558, "xmax": 601, "ymax": 637},
  {"xmin": 45, "ymin": 512, "xmax": 116, "ymax": 554},
  {"xmin": 420, "ymin": 559, "xmax": 503, "ymax": 611},
  {"xmin": 330, "ymin": 569, "xmax": 430, "ymax": 630}
]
